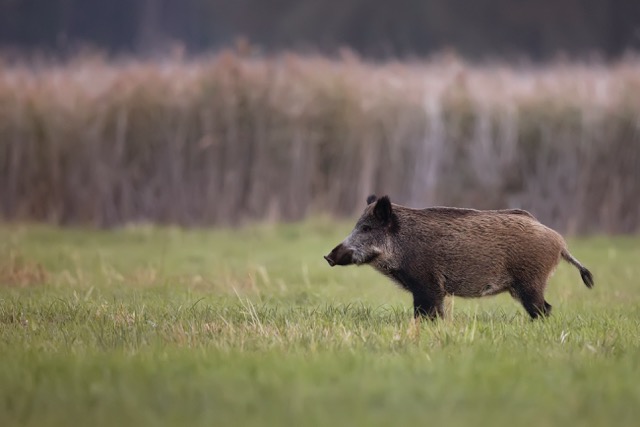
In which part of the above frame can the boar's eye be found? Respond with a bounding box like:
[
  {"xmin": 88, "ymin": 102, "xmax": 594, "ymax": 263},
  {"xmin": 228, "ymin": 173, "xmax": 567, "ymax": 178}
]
[{"xmin": 361, "ymin": 225, "xmax": 372, "ymax": 232}]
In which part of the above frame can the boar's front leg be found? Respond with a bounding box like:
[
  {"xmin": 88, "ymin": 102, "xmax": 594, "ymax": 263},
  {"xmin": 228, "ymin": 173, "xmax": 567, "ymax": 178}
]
[
  {"xmin": 389, "ymin": 270, "xmax": 445, "ymax": 320},
  {"xmin": 412, "ymin": 291, "xmax": 445, "ymax": 320}
]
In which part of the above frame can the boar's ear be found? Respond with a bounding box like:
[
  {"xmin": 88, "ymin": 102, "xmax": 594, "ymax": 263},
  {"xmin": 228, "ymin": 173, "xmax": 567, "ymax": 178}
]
[
  {"xmin": 366, "ymin": 194, "xmax": 377, "ymax": 205},
  {"xmin": 373, "ymin": 196, "xmax": 392, "ymax": 223}
]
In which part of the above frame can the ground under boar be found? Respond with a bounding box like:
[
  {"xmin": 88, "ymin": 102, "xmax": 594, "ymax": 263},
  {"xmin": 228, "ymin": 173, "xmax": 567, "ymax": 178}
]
[{"xmin": 324, "ymin": 195, "xmax": 594, "ymax": 320}]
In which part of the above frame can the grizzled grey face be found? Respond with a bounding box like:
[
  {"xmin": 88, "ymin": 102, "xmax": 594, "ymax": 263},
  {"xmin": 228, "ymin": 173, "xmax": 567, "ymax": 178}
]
[{"xmin": 324, "ymin": 195, "xmax": 394, "ymax": 267}]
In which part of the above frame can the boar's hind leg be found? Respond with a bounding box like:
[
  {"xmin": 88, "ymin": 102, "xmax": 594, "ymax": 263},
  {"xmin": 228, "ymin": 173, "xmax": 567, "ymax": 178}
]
[
  {"xmin": 511, "ymin": 285, "xmax": 552, "ymax": 320},
  {"xmin": 413, "ymin": 292, "xmax": 445, "ymax": 320}
]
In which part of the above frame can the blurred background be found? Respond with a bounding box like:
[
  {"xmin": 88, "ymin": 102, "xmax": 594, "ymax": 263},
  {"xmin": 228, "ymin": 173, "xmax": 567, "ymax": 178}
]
[{"xmin": 0, "ymin": 0, "xmax": 639, "ymax": 233}]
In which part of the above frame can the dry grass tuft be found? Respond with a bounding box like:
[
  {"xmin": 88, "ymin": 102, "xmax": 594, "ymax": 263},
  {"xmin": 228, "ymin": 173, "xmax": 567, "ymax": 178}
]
[{"xmin": 0, "ymin": 251, "xmax": 50, "ymax": 287}]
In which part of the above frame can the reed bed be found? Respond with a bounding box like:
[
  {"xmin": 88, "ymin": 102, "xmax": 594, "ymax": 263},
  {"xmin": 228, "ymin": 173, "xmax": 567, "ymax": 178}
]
[{"xmin": 1, "ymin": 52, "xmax": 639, "ymax": 233}]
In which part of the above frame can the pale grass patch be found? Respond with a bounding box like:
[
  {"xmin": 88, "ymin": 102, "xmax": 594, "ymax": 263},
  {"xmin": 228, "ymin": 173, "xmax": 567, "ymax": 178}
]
[
  {"xmin": 112, "ymin": 309, "xmax": 138, "ymax": 328},
  {"xmin": 0, "ymin": 251, "xmax": 50, "ymax": 287}
]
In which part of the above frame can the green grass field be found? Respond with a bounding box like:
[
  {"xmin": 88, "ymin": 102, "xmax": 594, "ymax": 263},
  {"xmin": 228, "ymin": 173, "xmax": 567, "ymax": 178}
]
[{"xmin": 1, "ymin": 220, "xmax": 639, "ymax": 427}]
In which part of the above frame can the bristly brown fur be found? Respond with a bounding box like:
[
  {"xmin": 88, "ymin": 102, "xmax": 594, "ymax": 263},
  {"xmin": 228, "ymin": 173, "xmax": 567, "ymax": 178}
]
[{"xmin": 325, "ymin": 195, "xmax": 594, "ymax": 320}]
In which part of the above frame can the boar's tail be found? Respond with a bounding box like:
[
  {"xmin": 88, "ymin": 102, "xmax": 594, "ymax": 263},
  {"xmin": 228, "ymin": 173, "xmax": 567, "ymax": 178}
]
[{"xmin": 561, "ymin": 249, "xmax": 594, "ymax": 289}]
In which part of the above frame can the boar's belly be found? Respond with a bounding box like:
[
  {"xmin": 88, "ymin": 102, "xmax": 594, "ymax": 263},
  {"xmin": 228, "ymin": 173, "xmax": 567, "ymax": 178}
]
[{"xmin": 445, "ymin": 280, "xmax": 509, "ymax": 298}]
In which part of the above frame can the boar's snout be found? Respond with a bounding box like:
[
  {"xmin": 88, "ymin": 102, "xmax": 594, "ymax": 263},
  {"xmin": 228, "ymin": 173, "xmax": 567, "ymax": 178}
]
[
  {"xmin": 323, "ymin": 254, "xmax": 336, "ymax": 267},
  {"xmin": 324, "ymin": 244, "xmax": 354, "ymax": 267}
]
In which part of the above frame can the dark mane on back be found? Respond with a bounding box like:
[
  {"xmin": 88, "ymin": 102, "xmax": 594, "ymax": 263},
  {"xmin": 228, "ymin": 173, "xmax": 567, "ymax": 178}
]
[
  {"xmin": 492, "ymin": 208, "xmax": 536, "ymax": 219},
  {"xmin": 407, "ymin": 206, "xmax": 536, "ymax": 220},
  {"xmin": 419, "ymin": 206, "xmax": 481, "ymax": 217}
]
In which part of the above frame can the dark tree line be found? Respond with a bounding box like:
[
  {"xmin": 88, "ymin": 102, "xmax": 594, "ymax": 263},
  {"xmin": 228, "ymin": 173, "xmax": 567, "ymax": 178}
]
[{"xmin": 1, "ymin": 0, "xmax": 639, "ymax": 59}]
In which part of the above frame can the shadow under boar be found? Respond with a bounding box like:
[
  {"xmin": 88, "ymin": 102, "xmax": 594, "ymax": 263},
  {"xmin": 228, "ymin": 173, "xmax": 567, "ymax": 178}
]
[{"xmin": 324, "ymin": 195, "xmax": 594, "ymax": 320}]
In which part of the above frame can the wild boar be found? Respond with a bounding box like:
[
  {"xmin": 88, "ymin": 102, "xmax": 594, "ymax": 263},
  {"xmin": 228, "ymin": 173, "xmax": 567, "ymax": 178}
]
[{"xmin": 324, "ymin": 195, "xmax": 594, "ymax": 320}]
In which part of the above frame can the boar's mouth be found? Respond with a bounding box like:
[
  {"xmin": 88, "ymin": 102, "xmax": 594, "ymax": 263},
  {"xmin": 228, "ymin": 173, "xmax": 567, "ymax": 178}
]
[{"xmin": 359, "ymin": 252, "xmax": 380, "ymax": 265}]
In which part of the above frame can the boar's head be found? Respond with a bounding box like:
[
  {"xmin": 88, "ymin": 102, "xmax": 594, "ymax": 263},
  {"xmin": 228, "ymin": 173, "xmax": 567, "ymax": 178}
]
[{"xmin": 324, "ymin": 195, "xmax": 396, "ymax": 267}]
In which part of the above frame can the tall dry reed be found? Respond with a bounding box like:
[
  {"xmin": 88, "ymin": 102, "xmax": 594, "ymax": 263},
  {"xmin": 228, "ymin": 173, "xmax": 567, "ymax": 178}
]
[{"xmin": 1, "ymin": 52, "xmax": 639, "ymax": 233}]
